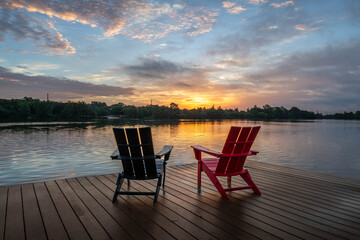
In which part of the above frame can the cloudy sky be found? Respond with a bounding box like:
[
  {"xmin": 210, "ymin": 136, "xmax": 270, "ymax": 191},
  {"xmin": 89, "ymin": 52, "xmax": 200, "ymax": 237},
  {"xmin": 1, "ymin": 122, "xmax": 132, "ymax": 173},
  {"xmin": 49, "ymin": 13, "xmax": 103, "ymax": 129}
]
[{"xmin": 0, "ymin": 0, "xmax": 359, "ymax": 113}]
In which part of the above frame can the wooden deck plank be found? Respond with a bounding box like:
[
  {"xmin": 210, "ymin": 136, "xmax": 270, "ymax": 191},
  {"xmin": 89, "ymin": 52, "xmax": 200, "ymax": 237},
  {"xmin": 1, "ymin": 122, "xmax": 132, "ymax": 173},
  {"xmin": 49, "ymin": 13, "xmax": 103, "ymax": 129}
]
[
  {"xmin": 248, "ymin": 160, "xmax": 360, "ymax": 188},
  {"xmin": 175, "ymin": 164, "xmax": 360, "ymax": 239},
  {"xmin": 249, "ymin": 171, "xmax": 360, "ymax": 224},
  {"xmin": 55, "ymin": 179, "xmax": 111, "ymax": 240},
  {"xmin": 130, "ymin": 176, "xmax": 258, "ymax": 240},
  {"xmin": 152, "ymin": 168, "xmax": 317, "ymax": 240},
  {"xmin": 34, "ymin": 182, "xmax": 69, "ymax": 240},
  {"xmin": 21, "ymin": 184, "xmax": 47, "ymax": 240},
  {"xmin": 1, "ymin": 162, "xmax": 360, "ymax": 240},
  {"xmin": 86, "ymin": 175, "xmax": 175, "ymax": 240},
  {"xmin": 251, "ymin": 170, "xmax": 360, "ymax": 219},
  {"xmin": 0, "ymin": 187, "xmax": 7, "ymax": 240},
  {"xmin": 116, "ymin": 174, "xmax": 279, "ymax": 240},
  {"xmin": 106, "ymin": 174, "xmax": 233, "ymax": 240},
  {"xmin": 76, "ymin": 177, "xmax": 155, "ymax": 240},
  {"xmin": 5, "ymin": 185, "xmax": 24, "ymax": 240},
  {"xmin": 66, "ymin": 178, "xmax": 133, "ymax": 240},
  {"xmin": 250, "ymin": 164, "xmax": 360, "ymax": 204},
  {"xmin": 97, "ymin": 174, "xmax": 197, "ymax": 240},
  {"xmin": 45, "ymin": 180, "xmax": 91, "ymax": 240},
  {"xmin": 168, "ymin": 165, "xmax": 344, "ymax": 240}
]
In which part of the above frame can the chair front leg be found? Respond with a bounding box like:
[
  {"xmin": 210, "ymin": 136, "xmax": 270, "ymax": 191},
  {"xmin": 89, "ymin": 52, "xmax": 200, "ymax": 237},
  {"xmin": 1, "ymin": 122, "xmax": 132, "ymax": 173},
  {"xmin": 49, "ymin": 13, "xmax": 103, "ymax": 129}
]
[
  {"xmin": 198, "ymin": 161, "xmax": 202, "ymax": 185},
  {"xmin": 162, "ymin": 160, "xmax": 167, "ymax": 187},
  {"xmin": 154, "ymin": 175, "xmax": 162, "ymax": 204},
  {"xmin": 202, "ymin": 164, "xmax": 228, "ymax": 199},
  {"xmin": 193, "ymin": 149, "xmax": 202, "ymax": 185},
  {"xmin": 112, "ymin": 174, "xmax": 124, "ymax": 202}
]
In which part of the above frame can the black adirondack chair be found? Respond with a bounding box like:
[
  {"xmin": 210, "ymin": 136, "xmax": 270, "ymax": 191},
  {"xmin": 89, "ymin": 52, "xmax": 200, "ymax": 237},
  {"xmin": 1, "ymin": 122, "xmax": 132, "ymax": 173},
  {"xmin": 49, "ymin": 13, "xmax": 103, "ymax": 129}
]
[{"xmin": 111, "ymin": 127, "xmax": 173, "ymax": 203}]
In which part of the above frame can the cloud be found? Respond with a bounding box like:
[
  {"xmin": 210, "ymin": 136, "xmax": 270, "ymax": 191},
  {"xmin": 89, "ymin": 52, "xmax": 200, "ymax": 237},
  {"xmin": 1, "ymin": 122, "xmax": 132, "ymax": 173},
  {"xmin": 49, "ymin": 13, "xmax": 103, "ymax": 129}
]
[
  {"xmin": 115, "ymin": 57, "xmax": 195, "ymax": 80},
  {"xmin": 242, "ymin": 40, "xmax": 360, "ymax": 112},
  {"xmin": 208, "ymin": 3, "xmax": 322, "ymax": 64},
  {"xmin": 223, "ymin": 2, "xmax": 247, "ymax": 14},
  {"xmin": 295, "ymin": 20, "xmax": 324, "ymax": 32},
  {"xmin": 270, "ymin": 1, "xmax": 295, "ymax": 8},
  {"xmin": 248, "ymin": 0, "xmax": 267, "ymax": 4},
  {"xmin": 107, "ymin": 57, "xmax": 220, "ymax": 93},
  {"xmin": 0, "ymin": 66, "xmax": 134, "ymax": 101},
  {"xmin": 2, "ymin": 0, "xmax": 218, "ymax": 43},
  {"xmin": 0, "ymin": 7, "xmax": 75, "ymax": 55}
]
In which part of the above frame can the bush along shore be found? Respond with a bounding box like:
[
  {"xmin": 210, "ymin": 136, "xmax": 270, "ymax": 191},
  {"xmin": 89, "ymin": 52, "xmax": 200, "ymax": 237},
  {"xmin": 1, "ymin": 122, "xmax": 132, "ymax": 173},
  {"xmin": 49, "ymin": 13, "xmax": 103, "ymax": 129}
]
[{"xmin": 1, "ymin": 97, "xmax": 359, "ymax": 122}]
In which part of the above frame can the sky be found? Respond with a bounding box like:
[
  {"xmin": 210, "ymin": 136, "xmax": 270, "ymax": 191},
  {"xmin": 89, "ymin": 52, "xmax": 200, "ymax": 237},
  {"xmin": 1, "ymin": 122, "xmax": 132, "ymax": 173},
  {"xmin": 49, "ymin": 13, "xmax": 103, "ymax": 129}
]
[{"xmin": 0, "ymin": 0, "xmax": 359, "ymax": 113}]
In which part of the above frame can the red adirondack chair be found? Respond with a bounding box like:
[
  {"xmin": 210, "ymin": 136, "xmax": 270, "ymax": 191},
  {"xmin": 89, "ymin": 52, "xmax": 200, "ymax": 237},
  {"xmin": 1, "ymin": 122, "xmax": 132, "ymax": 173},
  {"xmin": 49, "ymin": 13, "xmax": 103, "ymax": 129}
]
[{"xmin": 191, "ymin": 126, "xmax": 261, "ymax": 199}]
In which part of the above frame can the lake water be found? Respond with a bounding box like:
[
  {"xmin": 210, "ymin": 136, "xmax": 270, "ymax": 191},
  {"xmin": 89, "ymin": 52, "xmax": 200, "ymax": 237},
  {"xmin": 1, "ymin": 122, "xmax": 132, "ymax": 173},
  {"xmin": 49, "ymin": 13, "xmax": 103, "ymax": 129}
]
[{"xmin": 1, "ymin": 119, "xmax": 360, "ymax": 186}]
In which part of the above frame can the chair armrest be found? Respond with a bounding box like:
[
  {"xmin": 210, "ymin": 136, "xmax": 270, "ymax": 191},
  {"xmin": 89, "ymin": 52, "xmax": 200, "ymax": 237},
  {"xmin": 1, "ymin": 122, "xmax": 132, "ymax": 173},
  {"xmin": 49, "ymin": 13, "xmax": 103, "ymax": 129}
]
[
  {"xmin": 110, "ymin": 149, "xmax": 119, "ymax": 159},
  {"xmin": 111, "ymin": 146, "xmax": 174, "ymax": 161},
  {"xmin": 191, "ymin": 145, "xmax": 222, "ymax": 158},
  {"xmin": 251, "ymin": 150, "xmax": 259, "ymax": 155},
  {"xmin": 156, "ymin": 145, "xmax": 173, "ymax": 161}
]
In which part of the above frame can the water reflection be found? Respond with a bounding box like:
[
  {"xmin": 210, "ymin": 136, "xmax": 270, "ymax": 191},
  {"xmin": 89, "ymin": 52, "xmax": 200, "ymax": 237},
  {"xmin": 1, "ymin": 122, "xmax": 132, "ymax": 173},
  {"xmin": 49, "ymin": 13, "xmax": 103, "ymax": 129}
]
[{"xmin": 0, "ymin": 119, "xmax": 360, "ymax": 186}]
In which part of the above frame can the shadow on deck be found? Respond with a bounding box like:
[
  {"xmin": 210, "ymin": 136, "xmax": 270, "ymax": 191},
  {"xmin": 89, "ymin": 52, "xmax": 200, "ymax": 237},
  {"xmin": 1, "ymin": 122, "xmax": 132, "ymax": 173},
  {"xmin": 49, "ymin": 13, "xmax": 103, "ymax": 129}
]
[{"xmin": 1, "ymin": 161, "xmax": 360, "ymax": 239}]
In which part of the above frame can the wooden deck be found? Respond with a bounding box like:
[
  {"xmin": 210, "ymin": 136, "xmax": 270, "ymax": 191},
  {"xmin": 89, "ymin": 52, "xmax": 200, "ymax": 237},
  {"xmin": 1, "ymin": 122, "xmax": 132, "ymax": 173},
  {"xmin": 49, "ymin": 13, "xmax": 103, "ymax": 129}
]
[{"xmin": 1, "ymin": 161, "xmax": 360, "ymax": 240}]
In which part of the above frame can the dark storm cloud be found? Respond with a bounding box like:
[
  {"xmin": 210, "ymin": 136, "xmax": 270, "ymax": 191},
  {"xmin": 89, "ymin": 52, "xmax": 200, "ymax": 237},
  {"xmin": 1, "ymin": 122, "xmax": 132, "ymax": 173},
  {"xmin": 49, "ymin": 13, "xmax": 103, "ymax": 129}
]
[{"xmin": 0, "ymin": 66, "xmax": 134, "ymax": 100}]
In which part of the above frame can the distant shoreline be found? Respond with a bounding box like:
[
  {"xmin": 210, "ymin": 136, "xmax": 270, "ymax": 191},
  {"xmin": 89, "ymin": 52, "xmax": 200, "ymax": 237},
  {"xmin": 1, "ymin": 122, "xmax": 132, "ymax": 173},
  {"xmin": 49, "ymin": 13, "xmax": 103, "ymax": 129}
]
[{"xmin": 1, "ymin": 97, "xmax": 359, "ymax": 122}]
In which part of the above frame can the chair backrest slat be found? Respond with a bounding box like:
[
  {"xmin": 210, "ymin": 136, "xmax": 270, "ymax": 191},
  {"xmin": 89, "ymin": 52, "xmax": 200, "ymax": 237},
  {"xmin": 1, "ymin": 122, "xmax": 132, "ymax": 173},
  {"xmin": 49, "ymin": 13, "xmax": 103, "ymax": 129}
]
[
  {"xmin": 125, "ymin": 128, "xmax": 145, "ymax": 178},
  {"xmin": 226, "ymin": 127, "xmax": 251, "ymax": 173},
  {"xmin": 216, "ymin": 127, "xmax": 241, "ymax": 173},
  {"xmin": 215, "ymin": 126, "xmax": 261, "ymax": 173},
  {"xmin": 113, "ymin": 127, "xmax": 159, "ymax": 179},
  {"xmin": 113, "ymin": 128, "xmax": 133, "ymax": 176},
  {"xmin": 139, "ymin": 127, "xmax": 157, "ymax": 178},
  {"xmin": 235, "ymin": 126, "xmax": 260, "ymax": 171}
]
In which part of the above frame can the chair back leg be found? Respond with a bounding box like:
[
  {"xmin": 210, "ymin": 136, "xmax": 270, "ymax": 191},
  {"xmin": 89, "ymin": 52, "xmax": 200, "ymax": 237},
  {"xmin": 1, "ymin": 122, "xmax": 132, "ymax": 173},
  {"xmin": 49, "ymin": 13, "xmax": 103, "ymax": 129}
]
[
  {"xmin": 240, "ymin": 170, "xmax": 261, "ymax": 195},
  {"xmin": 202, "ymin": 163, "xmax": 229, "ymax": 199}
]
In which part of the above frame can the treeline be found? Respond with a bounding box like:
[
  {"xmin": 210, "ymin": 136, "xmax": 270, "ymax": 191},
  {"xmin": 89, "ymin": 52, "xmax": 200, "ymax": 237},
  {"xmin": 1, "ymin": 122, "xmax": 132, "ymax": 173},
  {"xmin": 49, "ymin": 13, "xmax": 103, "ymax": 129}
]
[{"xmin": 0, "ymin": 97, "xmax": 359, "ymax": 121}]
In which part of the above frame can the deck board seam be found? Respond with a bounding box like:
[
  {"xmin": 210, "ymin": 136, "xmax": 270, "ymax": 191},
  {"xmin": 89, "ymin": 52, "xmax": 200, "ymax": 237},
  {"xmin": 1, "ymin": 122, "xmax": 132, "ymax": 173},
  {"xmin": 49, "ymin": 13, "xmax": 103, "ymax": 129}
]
[
  {"xmin": 167, "ymin": 166, "xmax": 345, "ymax": 240},
  {"xmin": 127, "ymin": 177, "xmax": 236, "ymax": 240},
  {"xmin": 180, "ymin": 164, "xmax": 360, "ymax": 230},
  {"xmin": 126, "ymin": 182, "xmax": 216, "ymax": 239},
  {"xmin": 130, "ymin": 176, "xmax": 261, "ymax": 240},
  {"xmin": 132, "ymin": 173, "xmax": 287, "ymax": 240},
  {"xmin": 171, "ymin": 164, "xmax": 360, "ymax": 238},
  {"xmin": 163, "ymin": 172, "xmax": 337, "ymax": 240},
  {"xmin": 250, "ymin": 171, "xmax": 360, "ymax": 209},
  {"xmin": 180, "ymin": 164, "xmax": 360, "ymax": 218},
  {"xmin": 83, "ymin": 176, "xmax": 156, "ymax": 239},
  {"xmin": 47, "ymin": 181, "xmax": 72, "ymax": 240},
  {"xmin": 2, "ymin": 187, "xmax": 8, "ymax": 240},
  {"xmin": 89, "ymin": 174, "xmax": 173, "ymax": 240},
  {"xmin": 251, "ymin": 166, "xmax": 360, "ymax": 194},
  {"xmin": 96, "ymin": 174, "xmax": 180, "ymax": 240},
  {"xmin": 75, "ymin": 177, "xmax": 138, "ymax": 239},
  {"xmin": 31, "ymin": 183, "xmax": 48, "ymax": 240},
  {"xmin": 102, "ymin": 174, "xmax": 198, "ymax": 240}
]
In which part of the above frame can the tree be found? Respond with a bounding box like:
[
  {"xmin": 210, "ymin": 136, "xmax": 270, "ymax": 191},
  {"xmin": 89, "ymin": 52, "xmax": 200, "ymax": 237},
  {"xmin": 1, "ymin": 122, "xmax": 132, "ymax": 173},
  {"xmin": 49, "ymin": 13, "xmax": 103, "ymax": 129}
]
[{"xmin": 110, "ymin": 103, "xmax": 125, "ymax": 116}]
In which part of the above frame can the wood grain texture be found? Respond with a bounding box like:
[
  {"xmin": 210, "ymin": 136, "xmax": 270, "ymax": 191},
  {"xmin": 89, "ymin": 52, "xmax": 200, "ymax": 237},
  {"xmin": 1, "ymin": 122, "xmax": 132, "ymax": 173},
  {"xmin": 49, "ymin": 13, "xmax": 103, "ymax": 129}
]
[{"xmin": 1, "ymin": 161, "xmax": 359, "ymax": 239}]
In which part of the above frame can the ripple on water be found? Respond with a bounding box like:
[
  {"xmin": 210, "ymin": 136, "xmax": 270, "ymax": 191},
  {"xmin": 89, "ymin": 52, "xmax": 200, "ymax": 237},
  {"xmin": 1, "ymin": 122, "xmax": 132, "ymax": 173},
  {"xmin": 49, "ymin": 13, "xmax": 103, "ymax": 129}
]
[{"xmin": 1, "ymin": 119, "xmax": 360, "ymax": 185}]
